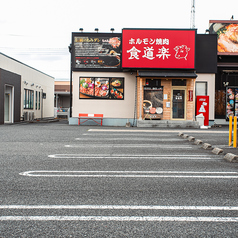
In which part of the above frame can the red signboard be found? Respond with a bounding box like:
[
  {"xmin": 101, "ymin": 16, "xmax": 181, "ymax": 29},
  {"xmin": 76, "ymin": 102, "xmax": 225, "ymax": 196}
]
[
  {"xmin": 122, "ymin": 29, "xmax": 196, "ymax": 69},
  {"xmin": 196, "ymin": 96, "xmax": 209, "ymax": 126}
]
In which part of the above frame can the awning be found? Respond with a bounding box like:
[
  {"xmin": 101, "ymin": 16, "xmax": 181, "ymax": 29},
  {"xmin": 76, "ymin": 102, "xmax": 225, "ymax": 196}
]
[{"xmin": 138, "ymin": 71, "xmax": 197, "ymax": 78}]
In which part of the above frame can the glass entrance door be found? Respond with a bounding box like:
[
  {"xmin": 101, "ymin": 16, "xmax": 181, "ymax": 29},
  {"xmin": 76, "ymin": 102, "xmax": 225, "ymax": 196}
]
[
  {"xmin": 172, "ymin": 89, "xmax": 185, "ymax": 119},
  {"xmin": 4, "ymin": 93, "xmax": 10, "ymax": 122},
  {"xmin": 4, "ymin": 85, "xmax": 13, "ymax": 123}
]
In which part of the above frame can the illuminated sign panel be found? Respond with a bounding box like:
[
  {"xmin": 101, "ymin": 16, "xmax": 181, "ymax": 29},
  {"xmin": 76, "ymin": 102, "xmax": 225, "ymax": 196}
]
[
  {"xmin": 122, "ymin": 29, "xmax": 196, "ymax": 69},
  {"xmin": 209, "ymin": 20, "xmax": 238, "ymax": 55},
  {"xmin": 72, "ymin": 33, "xmax": 121, "ymax": 71}
]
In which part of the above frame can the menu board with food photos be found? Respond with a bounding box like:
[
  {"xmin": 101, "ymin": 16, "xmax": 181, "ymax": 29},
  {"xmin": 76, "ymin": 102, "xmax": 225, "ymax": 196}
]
[
  {"xmin": 79, "ymin": 77, "xmax": 124, "ymax": 100},
  {"xmin": 143, "ymin": 87, "xmax": 163, "ymax": 119},
  {"xmin": 72, "ymin": 33, "xmax": 121, "ymax": 71},
  {"xmin": 226, "ymin": 87, "xmax": 238, "ymax": 119}
]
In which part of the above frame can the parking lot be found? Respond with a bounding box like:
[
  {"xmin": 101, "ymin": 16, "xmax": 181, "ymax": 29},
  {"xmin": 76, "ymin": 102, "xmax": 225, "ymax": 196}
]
[{"xmin": 0, "ymin": 121, "xmax": 237, "ymax": 237}]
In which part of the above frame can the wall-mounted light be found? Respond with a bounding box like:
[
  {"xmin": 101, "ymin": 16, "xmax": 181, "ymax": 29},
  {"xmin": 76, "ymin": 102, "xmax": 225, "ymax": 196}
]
[
  {"xmin": 223, "ymin": 82, "xmax": 229, "ymax": 87},
  {"xmin": 68, "ymin": 44, "xmax": 72, "ymax": 53},
  {"xmin": 205, "ymin": 29, "xmax": 210, "ymax": 34},
  {"xmin": 79, "ymin": 28, "xmax": 83, "ymax": 32},
  {"xmin": 110, "ymin": 28, "xmax": 115, "ymax": 33},
  {"xmin": 39, "ymin": 86, "xmax": 41, "ymax": 89},
  {"xmin": 36, "ymin": 85, "xmax": 38, "ymax": 88},
  {"xmin": 24, "ymin": 81, "xmax": 28, "ymax": 85},
  {"xmin": 31, "ymin": 83, "xmax": 34, "ymax": 86},
  {"xmin": 95, "ymin": 28, "xmax": 99, "ymax": 33}
]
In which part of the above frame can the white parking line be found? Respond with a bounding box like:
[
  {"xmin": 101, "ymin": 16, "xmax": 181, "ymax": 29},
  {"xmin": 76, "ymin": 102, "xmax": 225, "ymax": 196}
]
[
  {"xmin": 75, "ymin": 138, "xmax": 182, "ymax": 141},
  {"xmin": 0, "ymin": 216, "xmax": 237, "ymax": 222},
  {"xmin": 83, "ymin": 133, "xmax": 176, "ymax": 137},
  {"xmin": 48, "ymin": 154, "xmax": 219, "ymax": 160},
  {"xmin": 65, "ymin": 144, "xmax": 193, "ymax": 148},
  {"xmin": 19, "ymin": 171, "xmax": 238, "ymax": 178},
  {"xmin": 1, "ymin": 205, "xmax": 238, "ymax": 210},
  {"xmin": 89, "ymin": 129, "xmax": 228, "ymax": 134}
]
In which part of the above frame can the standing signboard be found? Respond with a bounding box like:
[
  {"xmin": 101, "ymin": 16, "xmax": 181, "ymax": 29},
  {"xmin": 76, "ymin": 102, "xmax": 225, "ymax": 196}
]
[
  {"xmin": 122, "ymin": 29, "xmax": 196, "ymax": 69},
  {"xmin": 196, "ymin": 96, "xmax": 209, "ymax": 126},
  {"xmin": 226, "ymin": 87, "xmax": 238, "ymax": 120}
]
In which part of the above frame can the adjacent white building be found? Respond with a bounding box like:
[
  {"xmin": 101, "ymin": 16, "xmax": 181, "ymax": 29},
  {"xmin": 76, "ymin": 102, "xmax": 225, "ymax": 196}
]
[{"xmin": 0, "ymin": 52, "xmax": 54, "ymax": 124}]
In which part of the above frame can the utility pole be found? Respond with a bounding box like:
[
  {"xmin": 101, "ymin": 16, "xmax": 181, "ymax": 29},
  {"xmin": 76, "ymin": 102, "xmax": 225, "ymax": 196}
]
[{"xmin": 190, "ymin": 0, "xmax": 195, "ymax": 29}]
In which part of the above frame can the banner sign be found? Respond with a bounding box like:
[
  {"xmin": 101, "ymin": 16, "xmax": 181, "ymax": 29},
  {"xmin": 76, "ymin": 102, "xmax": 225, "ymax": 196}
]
[
  {"xmin": 209, "ymin": 20, "xmax": 238, "ymax": 55},
  {"xmin": 79, "ymin": 77, "xmax": 124, "ymax": 100},
  {"xmin": 122, "ymin": 29, "xmax": 196, "ymax": 69},
  {"xmin": 72, "ymin": 33, "xmax": 121, "ymax": 71}
]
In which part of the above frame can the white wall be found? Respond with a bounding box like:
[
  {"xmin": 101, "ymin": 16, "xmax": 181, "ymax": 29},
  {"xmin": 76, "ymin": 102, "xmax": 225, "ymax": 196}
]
[
  {"xmin": 196, "ymin": 73, "xmax": 215, "ymax": 120},
  {"xmin": 0, "ymin": 53, "xmax": 54, "ymax": 118},
  {"xmin": 72, "ymin": 71, "xmax": 136, "ymax": 118}
]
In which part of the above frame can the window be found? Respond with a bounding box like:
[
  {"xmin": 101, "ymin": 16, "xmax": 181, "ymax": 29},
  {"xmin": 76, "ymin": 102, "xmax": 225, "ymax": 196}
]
[
  {"xmin": 35, "ymin": 91, "xmax": 38, "ymax": 110},
  {"xmin": 145, "ymin": 79, "xmax": 161, "ymax": 87},
  {"xmin": 196, "ymin": 82, "xmax": 207, "ymax": 96},
  {"xmin": 38, "ymin": 92, "xmax": 41, "ymax": 110},
  {"xmin": 79, "ymin": 77, "xmax": 124, "ymax": 99},
  {"xmin": 24, "ymin": 89, "xmax": 34, "ymax": 109},
  {"xmin": 172, "ymin": 79, "xmax": 187, "ymax": 86}
]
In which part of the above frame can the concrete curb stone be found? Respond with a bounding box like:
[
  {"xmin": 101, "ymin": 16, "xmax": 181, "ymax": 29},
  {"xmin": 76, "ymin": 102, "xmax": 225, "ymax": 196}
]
[
  {"xmin": 182, "ymin": 134, "xmax": 189, "ymax": 139},
  {"xmin": 194, "ymin": 139, "xmax": 203, "ymax": 145},
  {"xmin": 202, "ymin": 143, "xmax": 212, "ymax": 150},
  {"xmin": 178, "ymin": 131, "xmax": 238, "ymax": 163},
  {"xmin": 224, "ymin": 153, "xmax": 238, "ymax": 163},
  {"xmin": 212, "ymin": 147, "xmax": 224, "ymax": 155},
  {"xmin": 188, "ymin": 136, "xmax": 195, "ymax": 142}
]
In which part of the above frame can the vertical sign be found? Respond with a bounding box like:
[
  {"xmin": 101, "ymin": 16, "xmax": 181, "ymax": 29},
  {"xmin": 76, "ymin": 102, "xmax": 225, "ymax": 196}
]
[
  {"xmin": 196, "ymin": 96, "xmax": 209, "ymax": 126},
  {"xmin": 189, "ymin": 90, "xmax": 193, "ymax": 101}
]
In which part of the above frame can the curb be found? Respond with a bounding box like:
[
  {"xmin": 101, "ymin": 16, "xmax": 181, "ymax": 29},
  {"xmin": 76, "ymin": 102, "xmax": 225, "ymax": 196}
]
[{"xmin": 178, "ymin": 132, "xmax": 238, "ymax": 163}]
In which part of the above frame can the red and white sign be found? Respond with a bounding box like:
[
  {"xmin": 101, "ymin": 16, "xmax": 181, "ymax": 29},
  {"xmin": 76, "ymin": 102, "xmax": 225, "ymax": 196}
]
[
  {"xmin": 122, "ymin": 29, "xmax": 196, "ymax": 69},
  {"xmin": 196, "ymin": 96, "xmax": 209, "ymax": 126},
  {"xmin": 189, "ymin": 90, "xmax": 193, "ymax": 101}
]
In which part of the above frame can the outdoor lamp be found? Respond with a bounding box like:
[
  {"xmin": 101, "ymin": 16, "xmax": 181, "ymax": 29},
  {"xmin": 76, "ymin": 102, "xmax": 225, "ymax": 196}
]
[
  {"xmin": 110, "ymin": 28, "xmax": 115, "ymax": 33},
  {"xmin": 95, "ymin": 28, "xmax": 99, "ymax": 32},
  {"xmin": 79, "ymin": 28, "xmax": 83, "ymax": 32}
]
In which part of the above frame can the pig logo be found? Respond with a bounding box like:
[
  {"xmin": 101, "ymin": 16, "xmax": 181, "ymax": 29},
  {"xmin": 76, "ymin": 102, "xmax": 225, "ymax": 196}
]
[{"xmin": 174, "ymin": 45, "xmax": 190, "ymax": 60}]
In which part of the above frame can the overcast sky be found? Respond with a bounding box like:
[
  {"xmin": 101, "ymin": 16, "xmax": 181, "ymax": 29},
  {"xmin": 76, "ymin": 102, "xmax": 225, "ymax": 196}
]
[{"xmin": 0, "ymin": 0, "xmax": 237, "ymax": 80}]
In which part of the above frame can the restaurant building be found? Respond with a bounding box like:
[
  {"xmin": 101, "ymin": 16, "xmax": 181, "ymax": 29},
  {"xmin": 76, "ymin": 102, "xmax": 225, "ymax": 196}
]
[{"xmin": 69, "ymin": 28, "xmax": 217, "ymax": 127}]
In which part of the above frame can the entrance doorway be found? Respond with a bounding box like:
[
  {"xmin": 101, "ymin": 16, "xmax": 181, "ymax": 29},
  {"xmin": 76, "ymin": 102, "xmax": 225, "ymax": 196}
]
[
  {"xmin": 172, "ymin": 88, "xmax": 186, "ymax": 119},
  {"xmin": 4, "ymin": 85, "xmax": 14, "ymax": 123}
]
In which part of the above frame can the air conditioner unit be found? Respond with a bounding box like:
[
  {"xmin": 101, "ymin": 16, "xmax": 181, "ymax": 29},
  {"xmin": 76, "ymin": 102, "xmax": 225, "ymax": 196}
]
[
  {"xmin": 23, "ymin": 112, "xmax": 28, "ymax": 121},
  {"xmin": 28, "ymin": 112, "xmax": 33, "ymax": 121}
]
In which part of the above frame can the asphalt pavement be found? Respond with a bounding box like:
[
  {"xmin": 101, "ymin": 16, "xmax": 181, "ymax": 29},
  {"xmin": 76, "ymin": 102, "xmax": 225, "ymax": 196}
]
[{"xmin": 0, "ymin": 120, "xmax": 237, "ymax": 237}]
